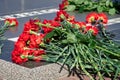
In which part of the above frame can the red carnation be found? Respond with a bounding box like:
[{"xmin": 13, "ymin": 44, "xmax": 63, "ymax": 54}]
[
  {"xmin": 12, "ymin": 49, "xmax": 21, "ymax": 56},
  {"xmin": 86, "ymin": 12, "xmax": 99, "ymax": 23},
  {"xmin": 23, "ymin": 19, "xmax": 40, "ymax": 34},
  {"xmin": 85, "ymin": 26, "xmax": 99, "ymax": 36},
  {"xmin": 33, "ymin": 49, "xmax": 45, "ymax": 56},
  {"xmin": 33, "ymin": 56, "xmax": 42, "ymax": 62},
  {"xmin": 18, "ymin": 33, "xmax": 30, "ymax": 42},
  {"xmin": 5, "ymin": 18, "xmax": 18, "ymax": 27},
  {"xmin": 59, "ymin": 0, "xmax": 69, "ymax": 10},
  {"xmin": 42, "ymin": 20, "xmax": 60, "ymax": 34},
  {"xmin": 78, "ymin": 22, "xmax": 86, "ymax": 29},
  {"xmin": 29, "ymin": 35, "xmax": 38, "ymax": 48},
  {"xmin": 15, "ymin": 40, "xmax": 26, "ymax": 48},
  {"xmin": 98, "ymin": 13, "xmax": 108, "ymax": 24},
  {"xmin": 12, "ymin": 56, "xmax": 27, "ymax": 64},
  {"xmin": 54, "ymin": 10, "xmax": 69, "ymax": 22}
]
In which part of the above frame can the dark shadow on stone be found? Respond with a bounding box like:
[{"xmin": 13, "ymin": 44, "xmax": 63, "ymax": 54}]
[{"xmin": 20, "ymin": 60, "xmax": 50, "ymax": 68}]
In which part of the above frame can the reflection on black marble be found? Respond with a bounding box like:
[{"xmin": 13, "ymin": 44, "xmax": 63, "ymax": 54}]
[
  {"xmin": 0, "ymin": 40, "xmax": 14, "ymax": 62},
  {"xmin": 0, "ymin": 0, "xmax": 21, "ymax": 15},
  {"xmin": 110, "ymin": 29, "xmax": 120, "ymax": 40},
  {"xmin": 0, "ymin": 0, "xmax": 62, "ymax": 16},
  {"xmin": 107, "ymin": 23, "xmax": 120, "ymax": 41}
]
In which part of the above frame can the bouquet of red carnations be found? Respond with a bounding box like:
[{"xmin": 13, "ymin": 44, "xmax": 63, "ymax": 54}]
[
  {"xmin": 12, "ymin": 10, "xmax": 120, "ymax": 79},
  {"xmin": 0, "ymin": 18, "xmax": 18, "ymax": 54}
]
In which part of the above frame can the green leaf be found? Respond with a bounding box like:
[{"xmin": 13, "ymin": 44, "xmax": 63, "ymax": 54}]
[
  {"xmin": 68, "ymin": 0, "xmax": 73, "ymax": 2},
  {"xmin": 77, "ymin": 0, "xmax": 84, "ymax": 4},
  {"xmin": 106, "ymin": 0, "xmax": 110, "ymax": 7},
  {"xmin": 109, "ymin": 8, "xmax": 116, "ymax": 15},
  {"xmin": 44, "ymin": 31, "xmax": 55, "ymax": 41},
  {"xmin": 91, "ymin": 4, "xmax": 97, "ymax": 9},
  {"xmin": 67, "ymin": 33, "xmax": 77, "ymax": 43},
  {"xmin": 66, "ymin": 5, "xmax": 76, "ymax": 11},
  {"xmin": 79, "ymin": 6, "xmax": 84, "ymax": 13},
  {"xmin": 84, "ymin": 1, "xmax": 89, "ymax": 5},
  {"xmin": 61, "ymin": 39, "xmax": 68, "ymax": 44},
  {"xmin": 28, "ymin": 55, "xmax": 34, "ymax": 59},
  {"xmin": 20, "ymin": 55, "xmax": 26, "ymax": 59},
  {"xmin": 74, "ymin": 0, "xmax": 82, "ymax": 4},
  {"xmin": 109, "ymin": 2, "xmax": 113, "ymax": 7},
  {"xmin": 97, "ymin": 6, "xmax": 103, "ymax": 12},
  {"xmin": 88, "ymin": 40, "xmax": 96, "ymax": 48}
]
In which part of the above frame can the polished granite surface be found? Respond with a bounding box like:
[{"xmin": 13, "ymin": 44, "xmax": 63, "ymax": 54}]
[{"xmin": 0, "ymin": 0, "xmax": 62, "ymax": 15}]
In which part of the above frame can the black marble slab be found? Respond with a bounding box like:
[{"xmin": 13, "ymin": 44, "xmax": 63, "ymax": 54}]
[{"xmin": 0, "ymin": 0, "xmax": 62, "ymax": 16}]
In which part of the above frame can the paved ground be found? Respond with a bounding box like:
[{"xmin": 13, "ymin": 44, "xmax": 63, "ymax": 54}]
[{"xmin": 0, "ymin": 0, "xmax": 120, "ymax": 80}]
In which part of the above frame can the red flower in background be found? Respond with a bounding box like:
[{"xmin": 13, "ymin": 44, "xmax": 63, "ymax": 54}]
[
  {"xmin": 98, "ymin": 13, "xmax": 108, "ymax": 24},
  {"xmin": 67, "ymin": 15, "xmax": 75, "ymax": 22},
  {"xmin": 77, "ymin": 22, "xmax": 86, "ymax": 29},
  {"xmin": 59, "ymin": 0, "xmax": 69, "ymax": 10},
  {"xmin": 86, "ymin": 12, "xmax": 99, "ymax": 23},
  {"xmin": 54, "ymin": 10, "xmax": 69, "ymax": 21},
  {"xmin": 5, "ymin": 18, "xmax": 18, "ymax": 27}
]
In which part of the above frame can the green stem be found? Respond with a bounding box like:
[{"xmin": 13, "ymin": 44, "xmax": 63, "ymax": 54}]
[
  {"xmin": 78, "ymin": 57, "xmax": 94, "ymax": 80},
  {"xmin": 96, "ymin": 46, "xmax": 120, "ymax": 57},
  {"xmin": 30, "ymin": 30, "xmax": 39, "ymax": 35},
  {"xmin": 56, "ymin": 46, "xmax": 68, "ymax": 61},
  {"xmin": 74, "ymin": 44, "xmax": 94, "ymax": 80},
  {"xmin": 0, "ymin": 24, "xmax": 8, "ymax": 35},
  {"xmin": 37, "ymin": 22, "xmax": 56, "ymax": 29},
  {"xmin": 82, "ymin": 44, "xmax": 104, "ymax": 80}
]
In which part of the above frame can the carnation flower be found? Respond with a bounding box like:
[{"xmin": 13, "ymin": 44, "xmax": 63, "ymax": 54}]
[
  {"xmin": 59, "ymin": 0, "xmax": 69, "ymax": 10},
  {"xmin": 85, "ymin": 26, "xmax": 99, "ymax": 36},
  {"xmin": 54, "ymin": 10, "xmax": 69, "ymax": 21},
  {"xmin": 86, "ymin": 12, "xmax": 99, "ymax": 23},
  {"xmin": 98, "ymin": 13, "xmax": 108, "ymax": 24},
  {"xmin": 23, "ymin": 19, "xmax": 40, "ymax": 34},
  {"xmin": 5, "ymin": 18, "xmax": 18, "ymax": 27},
  {"xmin": 42, "ymin": 19, "xmax": 60, "ymax": 34}
]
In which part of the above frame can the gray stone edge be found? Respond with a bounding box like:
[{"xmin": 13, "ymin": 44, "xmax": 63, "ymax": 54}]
[{"xmin": 0, "ymin": 59, "xmax": 68, "ymax": 80}]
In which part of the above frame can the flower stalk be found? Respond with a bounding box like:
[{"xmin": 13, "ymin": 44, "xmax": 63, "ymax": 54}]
[{"xmin": 96, "ymin": 45, "xmax": 120, "ymax": 57}]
